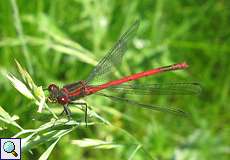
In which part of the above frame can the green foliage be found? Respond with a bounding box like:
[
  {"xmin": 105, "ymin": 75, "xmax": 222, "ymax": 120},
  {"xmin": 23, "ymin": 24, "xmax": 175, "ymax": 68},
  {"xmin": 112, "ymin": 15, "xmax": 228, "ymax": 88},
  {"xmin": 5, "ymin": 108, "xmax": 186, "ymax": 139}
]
[{"xmin": 0, "ymin": 0, "xmax": 229, "ymax": 159}]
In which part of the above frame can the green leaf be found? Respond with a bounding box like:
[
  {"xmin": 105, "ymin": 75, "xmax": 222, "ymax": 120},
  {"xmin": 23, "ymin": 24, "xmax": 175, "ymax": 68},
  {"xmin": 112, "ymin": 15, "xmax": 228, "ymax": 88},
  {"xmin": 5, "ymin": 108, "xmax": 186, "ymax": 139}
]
[
  {"xmin": 0, "ymin": 106, "xmax": 23, "ymax": 130},
  {"xmin": 22, "ymin": 128, "xmax": 73, "ymax": 151},
  {"xmin": 7, "ymin": 60, "xmax": 53, "ymax": 115},
  {"xmin": 14, "ymin": 59, "xmax": 27, "ymax": 84},
  {"xmin": 128, "ymin": 144, "xmax": 142, "ymax": 160},
  {"xmin": 6, "ymin": 74, "xmax": 34, "ymax": 99},
  {"xmin": 15, "ymin": 59, "xmax": 46, "ymax": 112},
  {"xmin": 38, "ymin": 138, "xmax": 60, "ymax": 160},
  {"xmin": 71, "ymin": 138, "xmax": 122, "ymax": 149}
]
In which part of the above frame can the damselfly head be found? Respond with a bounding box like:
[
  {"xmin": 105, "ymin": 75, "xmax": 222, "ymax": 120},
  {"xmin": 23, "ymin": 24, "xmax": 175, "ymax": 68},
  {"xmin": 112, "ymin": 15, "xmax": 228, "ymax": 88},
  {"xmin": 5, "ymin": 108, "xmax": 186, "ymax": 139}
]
[{"xmin": 48, "ymin": 84, "xmax": 59, "ymax": 92}]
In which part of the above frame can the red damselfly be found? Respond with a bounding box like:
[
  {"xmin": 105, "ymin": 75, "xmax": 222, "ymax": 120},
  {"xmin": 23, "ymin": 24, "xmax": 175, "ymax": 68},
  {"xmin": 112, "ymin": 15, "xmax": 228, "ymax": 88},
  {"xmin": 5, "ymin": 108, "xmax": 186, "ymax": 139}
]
[{"xmin": 45, "ymin": 20, "xmax": 201, "ymax": 123}]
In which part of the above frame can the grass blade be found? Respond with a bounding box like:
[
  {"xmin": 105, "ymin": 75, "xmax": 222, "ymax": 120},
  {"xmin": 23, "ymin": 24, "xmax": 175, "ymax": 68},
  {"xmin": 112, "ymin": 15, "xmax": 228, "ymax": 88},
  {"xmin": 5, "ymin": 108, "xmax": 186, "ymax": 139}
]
[
  {"xmin": 6, "ymin": 73, "xmax": 34, "ymax": 99},
  {"xmin": 38, "ymin": 138, "xmax": 60, "ymax": 160},
  {"xmin": 71, "ymin": 138, "xmax": 122, "ymax": 149},
  {"xmin": 0, "ymin": 106, "xmax": 23, "ymax": 130}
]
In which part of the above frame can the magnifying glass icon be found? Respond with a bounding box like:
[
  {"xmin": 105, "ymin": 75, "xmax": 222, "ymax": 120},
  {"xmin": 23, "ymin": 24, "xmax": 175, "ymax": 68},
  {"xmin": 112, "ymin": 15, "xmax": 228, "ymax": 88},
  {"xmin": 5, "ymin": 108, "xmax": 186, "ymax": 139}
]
[{"xmin": 3, "ymin": 141, "xmax": 18, "ymax": 157}]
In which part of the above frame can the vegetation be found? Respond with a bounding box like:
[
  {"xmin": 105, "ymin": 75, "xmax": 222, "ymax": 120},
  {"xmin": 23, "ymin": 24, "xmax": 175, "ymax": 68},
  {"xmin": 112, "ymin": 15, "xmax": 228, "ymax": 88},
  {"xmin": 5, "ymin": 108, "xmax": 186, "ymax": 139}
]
[{"xmin": 0, "ymin": 0, "xmax": 229, "ymax": 159}]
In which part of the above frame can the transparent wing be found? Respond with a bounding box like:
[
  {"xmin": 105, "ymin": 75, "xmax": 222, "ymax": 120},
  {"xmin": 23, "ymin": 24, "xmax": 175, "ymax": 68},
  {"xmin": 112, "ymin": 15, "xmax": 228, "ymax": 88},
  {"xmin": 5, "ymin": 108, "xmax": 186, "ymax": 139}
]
[
  {"xmin": 95, "ymin": 92, "xmax": 189, "ymax": 117},
  {"xmin": 85, "ymin": 20, "xmax": 140, "ymax": 84},
  {"xmin": 105, "ymin": 82, "xmax": 201, "ymax": 95}
]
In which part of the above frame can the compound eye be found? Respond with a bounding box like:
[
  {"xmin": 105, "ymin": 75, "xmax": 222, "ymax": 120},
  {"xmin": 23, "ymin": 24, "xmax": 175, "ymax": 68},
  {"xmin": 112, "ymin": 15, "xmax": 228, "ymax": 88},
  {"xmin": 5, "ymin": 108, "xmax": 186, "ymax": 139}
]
[
  {"xmin": 48, "ymin": 84, "xmax": 59, "ymax": 92},
  {"xmin": 57, "ymin": 96, "xmax": 69, "ymax": 105}
]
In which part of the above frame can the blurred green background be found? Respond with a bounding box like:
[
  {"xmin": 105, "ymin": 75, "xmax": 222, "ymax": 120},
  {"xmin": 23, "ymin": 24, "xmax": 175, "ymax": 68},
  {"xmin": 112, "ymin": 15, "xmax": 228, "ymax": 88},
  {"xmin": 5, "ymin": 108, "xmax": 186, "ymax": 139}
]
[{"xmin": 0, "ymin": 0, "xmax": 229, "ymax": 159}]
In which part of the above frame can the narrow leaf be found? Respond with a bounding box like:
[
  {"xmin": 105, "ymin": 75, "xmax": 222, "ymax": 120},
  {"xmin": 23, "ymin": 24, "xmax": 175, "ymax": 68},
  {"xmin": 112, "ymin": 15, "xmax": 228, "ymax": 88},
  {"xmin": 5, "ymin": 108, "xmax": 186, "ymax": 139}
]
[
  {"xmin": 6, "ymin": 74, "xmax": 34, "ymax": 99},
  {"xmin": 38, "ymin": 138, "xmax": 60, "ymax": 160},
  {"xmin": 0, "ymin": 106, "xmax": 23, "ymax": 130},
  {"xmin": 72, "ymin": 138, "xmax": 121, "ymax": 149}
]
